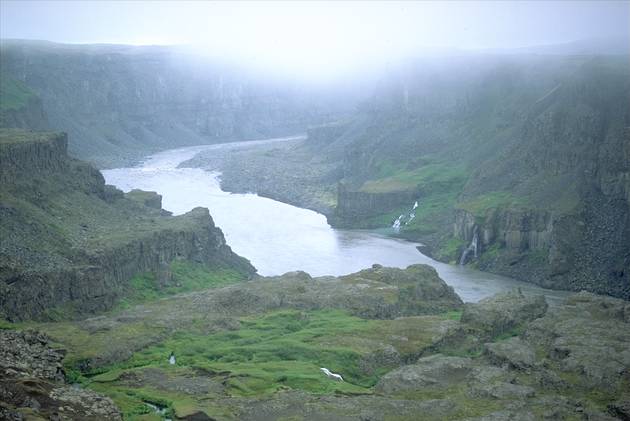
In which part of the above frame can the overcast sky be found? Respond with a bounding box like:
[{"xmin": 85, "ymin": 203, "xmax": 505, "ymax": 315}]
[{"xmin": 1, "ymin": 1, "xmax": 628, "ymax": 77}]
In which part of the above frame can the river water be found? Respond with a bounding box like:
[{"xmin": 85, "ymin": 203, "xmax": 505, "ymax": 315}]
[{"xmin": 103, "ymin": 136, "xmax": 570, "ymax": 304}]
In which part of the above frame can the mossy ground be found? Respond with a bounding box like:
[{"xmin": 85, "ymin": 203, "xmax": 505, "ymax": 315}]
[
  {"xmin": 23, "ymin": 295, "xmax": 462, "ymax": 420},
  {"xmin": 456, "ymin": 191, "xmax": 524, "ymax": 218},
  {"xmin": 115, "ymin": 261, "xmax": 246, "ymax": 310}
]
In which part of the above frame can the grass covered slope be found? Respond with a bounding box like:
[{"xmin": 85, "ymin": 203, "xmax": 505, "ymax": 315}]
[
  {"xmin": 0, "ymin": 129, "xmax": 254, "ymax": 320},
  {"xmin": 0, "ymin": 73, "xmax": 49, "ymax": 129}
]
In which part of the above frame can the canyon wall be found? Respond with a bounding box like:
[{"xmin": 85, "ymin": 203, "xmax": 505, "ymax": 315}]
[
  {"xmin": 0, "ymin": 40, "xmax": 354, "ymax": 167},
  {"xmin": 0, "ymin": 129, "xmax": 254, "ymax": 320}
]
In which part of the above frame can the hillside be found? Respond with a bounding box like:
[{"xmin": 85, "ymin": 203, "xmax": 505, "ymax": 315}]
[
  {"xmin": 0, "ymin": 72, "xmax": 48, "ymax": 129},
  {"xmin": 331, "ymin": 55, "xmax": 630, "ymax": 298},
  {"xmin": 0, "ymin": 129, "xmax": 254, "ymax": 321}
]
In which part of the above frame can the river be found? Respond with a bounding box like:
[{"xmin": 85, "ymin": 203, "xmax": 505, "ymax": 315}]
[{"xmin": 103, "ymin": 136, "xmax": 570, "ymax": 304}]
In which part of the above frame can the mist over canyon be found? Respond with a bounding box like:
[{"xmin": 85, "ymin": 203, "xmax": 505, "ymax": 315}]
[{"xmin": 1, "ymin": 1, "xmax": 629, "ymax": 420}]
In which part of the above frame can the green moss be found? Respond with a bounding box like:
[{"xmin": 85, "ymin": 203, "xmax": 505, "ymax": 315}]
[
  {"xmin": 0, "ymin": 319, "xmax": 18, "ymax": 330},
  {"xmin": 115, "ymin": 262, "xmax": 246, "ymax": 311},
  {"xmin": 456, "ymin": 191, "xmax": 526, "ymax": 218},
  {"xmin": 40, "ymin": 301, "xmax": 83, "ymax": 322},
  {"xmin": 402, "ymin": 190, "xmax": 461, "ymax": 236},
  {"xmin": 441, "ymin": 310, "xmax": 463, "ymax": 322},
  {"xmin": 360, "ymin": 163, "xmax": 467, "ymax": 195},
  {"xmin": 493, "ymin": 325, "xmax": 524, "ymax": 341},
  {"xmin": 55, "ymin": 308, "xmax": 460, "ymax": 418},
  {"xmin": 435, "ymin": 238, "xmax": 466, "ymax": 263},
  {"xmin": 109, "ymin": 309, "xmax": 377, "ymax": 395}
]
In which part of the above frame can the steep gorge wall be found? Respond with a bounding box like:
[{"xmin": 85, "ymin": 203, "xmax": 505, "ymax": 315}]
[
  {"xmin": 333, "ymin": 183, "xmax": 417, "ymax": 227},
  {"xmin": 0, "ymin": 95, "xmax": 48, "ymax": 130},
  {"xmin": 454, "ymin": 208, "xmax": 553, "ymax": 254},
  {"xmin": 0, "ymin": 130, "xmax": 254, "ymax": 320},
  {"xmin": 0, "ymin": 131, "xmax": 68, "ymax": 180},
  {"xmin": 0, "ymin": 41, "xmax": 352, "ymax": 167},
  {"xmin": 452, "ymin": 60, "xmax": 630, "ymax": 299},
  {"xmin": 1, "ymin": 207, "xmax": 251, "ymax": 320},
  {"xmin": 317, "ymin": 56, "xmax": 629, "ymax": 298}
]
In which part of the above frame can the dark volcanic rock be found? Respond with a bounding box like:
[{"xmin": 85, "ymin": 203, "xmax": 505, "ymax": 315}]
[
  {"xmin": 0, "ymin": 330, "xmax": 65, "ymax": 382},
  {"xmin": 523, "ymin": 291, "xmax": 630, "ymax": 390},
  {"xmin": 461, "ymin": 289, "xmax": 548, "ymax": 337},
  {"xmin": 0, "ymin": 329, "xmax": 122, "ymax": 420},
  {"xmin": 0, "ymin": 129, "xmax": 255, "ymax": 321},
  {"xmin": 484, "ymin": 337, "xmax": 536, "ymax": 369},
  {"xmin": 375, "ymin": 354, "xmax": 474, "ymax": 394}
]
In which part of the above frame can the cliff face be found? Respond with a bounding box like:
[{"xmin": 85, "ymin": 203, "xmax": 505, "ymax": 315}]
[
  {"xmin": 0, "ymin": 40, "xmax": 353, "ymax": 167},
  {"xmin": 0, "ymin": 129, "xmax": 254, "ymax": 321},
  {"xmin": 308, "ymin": 55, "xmax": 629, "ymax": 298},
  {"xmin": 333, "ymin": 183, "xmax": 417, "ymax": 227},
  {"xmin": 454, "ymin": 208, "xmax": 554, "ymax": 254},
  {"xmin": 452, "ymin": 59, "xmax": 630, "ymax": 298}
]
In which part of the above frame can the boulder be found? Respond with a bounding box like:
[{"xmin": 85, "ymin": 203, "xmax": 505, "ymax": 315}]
[
  {"xmin": 484, "ymin": 337, "xmax": 536, "ymax": 369},
  {"xmin": 461, "ymin": 290, "xmax": 547, "ymax": 336},
  {"xmin": 608, "ymin": 400, "xmax": 630, "ymax": 421},
  {"xmin": 375, "ymin": 354, "xmax": 473, "ymax": 394},
  {"xmin": 524, "ymin": 292, "xmax": 630, "ymax": 390},
  {"xmin": 475, "ymin": 382, "xmax": 536, "ymax": 400},
  {"xmin": 0, "ymin": 329, "xmax": 121, "ymax": 420}
]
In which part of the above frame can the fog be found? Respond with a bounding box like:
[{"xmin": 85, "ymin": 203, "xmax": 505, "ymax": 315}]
[{"xmin": 1, "ymin": 0, "xmax": 629, "ymax": 81}]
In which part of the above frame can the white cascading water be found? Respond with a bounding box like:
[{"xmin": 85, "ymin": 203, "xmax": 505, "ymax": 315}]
[
  {"xmin": 392, "ymin": 214, "xmax": 405, "ymax": 231},
  {"xmin": 459, "ymin": 226, "xmax": 479, "ymax": 265},
  {"xmin": 392, "ymin": 200, "xmax": 419, "ymax": 232}
]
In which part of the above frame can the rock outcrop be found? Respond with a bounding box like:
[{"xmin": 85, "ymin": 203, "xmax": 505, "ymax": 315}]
[
  {"xmin": 460, "ymin": 290, "xmax": 548, "ymax": 337},
  {"xmin": 41, "ymin": 264, "xmax": 462, "ymax": 370},
  {"xmin": 333, "ymin": 182, "xmax": 417, "ymax": 227},
  {"xmin": 0, "ymin": 329, "xmax": 122, "ymax": 420},
  {"xmin": 0, "ymin": 129, "xmax": 254, "ymax": 320},
  {"xmin": 15, "ymin": 272, "xmax": 630, "ymax": 420}
]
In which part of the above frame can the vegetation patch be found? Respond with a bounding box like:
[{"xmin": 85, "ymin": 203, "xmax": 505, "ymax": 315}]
[
  {"xmin": 116, "ymin": 261, "xmax": 247, "ymax": 310},
  {"xmin": 52, "ymin": 308, "xmax": 460, "ymax": 419},
  {"xmin": 360, "ymin": 162, "xmax": 467, "ymax": 195},
  {"xmin": 456, "ymin": 191, "xmax": 526, "ymax": 217},
  {"xmin": 434, "ymin": 237, "xmax": 466, "ymax": 263},
  {"xmin": 402, "ymin": 190, "xmax": 461, "ymax": 236},
  {"xmin": 0, "ymin": 74, "xmax": 34, "ymax": 111}
]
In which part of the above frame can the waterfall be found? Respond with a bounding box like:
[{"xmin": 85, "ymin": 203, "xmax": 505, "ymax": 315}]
[
  {"xmin": 459, "ymin": 226, "xmax": 479, "ymax": 265},
  {"xmin": 392, "ymin": 200, "xmax": 420, "ymax": 232}
]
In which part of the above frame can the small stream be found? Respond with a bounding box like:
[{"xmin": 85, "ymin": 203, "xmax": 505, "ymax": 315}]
[{"xmin": 103, "ymin": 137, "xmax": 571, "ymax": 304}]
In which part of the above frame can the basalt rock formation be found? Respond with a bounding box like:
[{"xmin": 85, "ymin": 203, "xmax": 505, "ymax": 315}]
[
  {"xmin": 257, "ymin": 54, "xmax": 630, "ymax": 299},
  {"xmin": 0, "ymin": 329, "xmax": 122, "ymax": 420},
  {"xmin": 0, "ymin": 129, "xmax": 254, "ymax": 321}
]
